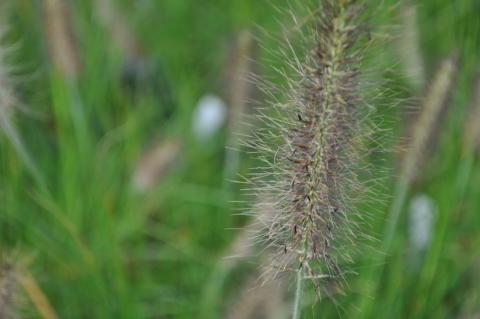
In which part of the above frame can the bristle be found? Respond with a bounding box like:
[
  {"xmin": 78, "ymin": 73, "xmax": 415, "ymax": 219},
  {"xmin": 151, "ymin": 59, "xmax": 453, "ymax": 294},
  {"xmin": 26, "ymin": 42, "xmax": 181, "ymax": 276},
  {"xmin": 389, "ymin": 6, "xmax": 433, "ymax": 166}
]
[
  {"xmin": 247, "ymin": 0, "xmax": 376, "ymax": 295},
  {"xmin": 401, "ymin": 55, "xmax": 458, "ymax": 185}
]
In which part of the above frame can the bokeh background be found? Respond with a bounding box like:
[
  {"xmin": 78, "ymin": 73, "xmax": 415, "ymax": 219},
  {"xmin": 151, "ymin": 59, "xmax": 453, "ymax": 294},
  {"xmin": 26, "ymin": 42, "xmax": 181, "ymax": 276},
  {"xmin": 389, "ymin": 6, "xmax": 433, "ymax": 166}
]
[{"xmin": 1, "ymin": 0, "xmax": 480, "ymax": 318}]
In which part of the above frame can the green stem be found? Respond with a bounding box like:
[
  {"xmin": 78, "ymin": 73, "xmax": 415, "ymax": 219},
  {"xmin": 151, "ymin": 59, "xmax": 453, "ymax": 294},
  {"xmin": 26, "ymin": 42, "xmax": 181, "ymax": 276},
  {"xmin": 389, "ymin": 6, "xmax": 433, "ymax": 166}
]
[{"xmin": 292, "ymin": 268, "xmax": 304, "ymax": 319}]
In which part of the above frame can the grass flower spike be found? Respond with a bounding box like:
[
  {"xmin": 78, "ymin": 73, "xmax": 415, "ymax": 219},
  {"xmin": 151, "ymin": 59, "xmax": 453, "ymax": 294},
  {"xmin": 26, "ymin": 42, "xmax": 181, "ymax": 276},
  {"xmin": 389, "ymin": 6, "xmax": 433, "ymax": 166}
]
[{"xmin": 247, "ymin": 0, "xmax": 379, "ymax": 305}]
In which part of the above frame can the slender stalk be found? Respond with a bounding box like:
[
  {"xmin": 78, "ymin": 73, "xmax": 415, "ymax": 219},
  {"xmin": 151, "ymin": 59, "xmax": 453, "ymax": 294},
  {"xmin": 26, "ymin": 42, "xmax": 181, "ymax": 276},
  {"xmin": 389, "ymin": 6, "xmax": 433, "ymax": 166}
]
[
  {"xmin": 292, "ymin": 268, "xmax": 304, "ymax": 319},
  {"xmin": 250, "ymin": 0, "xmax": 372, "ymax": 295}
]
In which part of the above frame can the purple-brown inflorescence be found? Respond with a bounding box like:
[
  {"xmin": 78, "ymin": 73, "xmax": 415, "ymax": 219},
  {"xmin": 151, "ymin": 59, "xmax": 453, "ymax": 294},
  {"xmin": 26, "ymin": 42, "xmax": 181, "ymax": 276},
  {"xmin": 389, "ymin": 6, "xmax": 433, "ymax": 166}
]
[{"xmin": 245, "ymin": 0, "xmax": 379, "ymax": 297}]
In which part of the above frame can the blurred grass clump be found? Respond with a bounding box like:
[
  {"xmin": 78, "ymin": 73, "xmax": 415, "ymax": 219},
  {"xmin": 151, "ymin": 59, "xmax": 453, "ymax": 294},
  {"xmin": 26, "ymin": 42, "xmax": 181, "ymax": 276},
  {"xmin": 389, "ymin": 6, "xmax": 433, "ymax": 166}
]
[{"xmin": 0, "ymin": 0, "xmax": 480, "ymax": 318}]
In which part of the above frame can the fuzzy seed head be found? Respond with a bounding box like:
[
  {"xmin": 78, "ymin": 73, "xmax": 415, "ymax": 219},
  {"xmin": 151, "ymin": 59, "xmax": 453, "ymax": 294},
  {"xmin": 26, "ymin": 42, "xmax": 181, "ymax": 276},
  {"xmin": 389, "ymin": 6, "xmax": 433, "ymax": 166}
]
[{"xmin": 245, "ymin": 0, "xmax": 379, "ymax": 296}]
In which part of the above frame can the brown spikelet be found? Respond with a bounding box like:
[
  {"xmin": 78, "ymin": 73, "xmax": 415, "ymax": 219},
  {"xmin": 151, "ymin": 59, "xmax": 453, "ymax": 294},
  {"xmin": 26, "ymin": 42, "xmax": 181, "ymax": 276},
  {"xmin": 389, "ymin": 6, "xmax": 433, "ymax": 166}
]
[
  {"xmin": 41, "ymin": 0, "xmax": 80, "ymax": 80},
  {"xmin": 463, "ymin": 70, "xmax": 480, "ymax": 154},
  {"xmin": 400, "ymin": 55, "xmax": 458, "ymax": 185},
  {"xmin": 245, "ymin": 0, "xmax": 380, "ymax": 296},
  {"xmin": 0, "ymin": 258, "xmax": 18, "ymax": 319}
]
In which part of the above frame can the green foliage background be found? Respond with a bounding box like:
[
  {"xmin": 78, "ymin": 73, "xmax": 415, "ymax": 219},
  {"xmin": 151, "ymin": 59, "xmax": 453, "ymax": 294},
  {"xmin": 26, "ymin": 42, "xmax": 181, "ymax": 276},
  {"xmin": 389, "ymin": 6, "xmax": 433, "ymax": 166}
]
[{"xmin": 1, "ymin": 0, "xmax": 479, "ymax": 318}]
